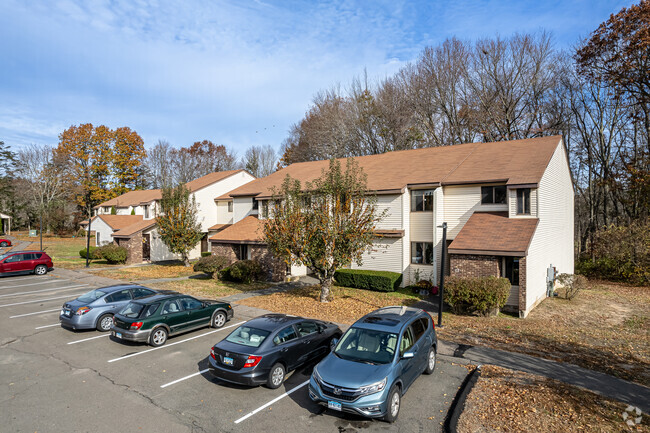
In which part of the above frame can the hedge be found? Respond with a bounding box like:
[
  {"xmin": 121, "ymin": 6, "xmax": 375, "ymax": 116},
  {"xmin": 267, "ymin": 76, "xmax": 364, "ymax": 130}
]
[
  {"xmin": 222, "ymin": 260, "xmax": 263, "ymax": 284},
  {"xmin": 79, "ymin": 246, "xmax": 102, "ymax": 260},
  {"xmin": 98, "ymin": 244, "xmax": 127, "ymax": 264},
  {"xmin": 193, "ymin": 255, "xmax": 230, "ymax": 279},
  {"xmin": 334, "ymin": 269, "xmax": 402, "ymax": 292},
  {"xmin": 444, "ymin": 276, "xmax": 510, "ymax": 316},
  {"xmin": 201, "ymin": 251, "xmax": 212, "ymax": 257}
]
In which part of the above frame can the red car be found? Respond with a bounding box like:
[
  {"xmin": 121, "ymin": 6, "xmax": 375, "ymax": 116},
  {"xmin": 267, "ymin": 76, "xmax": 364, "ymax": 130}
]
[
  {"xmin": 0, "ymin": 251, "xmax": 53, "ymax": 276},
  {"xmin": 0, "ymin": 239, "xmax": 11, "ymax": 247}
]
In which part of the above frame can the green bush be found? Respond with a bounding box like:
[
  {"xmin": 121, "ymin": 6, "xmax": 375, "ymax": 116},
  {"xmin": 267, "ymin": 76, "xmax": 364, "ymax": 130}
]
[
  {"xmin": 98, "ymin": 244, "xmax": 127, "ymax": 264},
  {"xmin": 79, "ymin": 246, "xmax": 102, "ymax": 260},
  {"xmin": 193, "ymin": 255, "xmax": 230, "ymax": 279},
  {"xmin": 201, "ymin": 251, "xmax": 212, "ymax": 257},
  {"xmin": 555, "ymin": 273, "xmax": 587, "ymax": 300},
  {"xmin": 222, "ymin": 260, "xmax": 263, "ymax": 283},
  {"xmin": 444, "ymin": 276, "xmax": 511, "ymax": 316},
  {"xmin": 334, "ymin": 269, "xmax": 402, "ymax": 292}
]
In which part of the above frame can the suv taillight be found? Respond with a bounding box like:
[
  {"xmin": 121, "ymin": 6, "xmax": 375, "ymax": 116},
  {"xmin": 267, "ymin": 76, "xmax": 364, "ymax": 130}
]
[
  {"xmin": 243, "ymin": 355, "xmax": 262, "ymax": 368},
  {"xmin": 130, "ymin": 322, "xmax": 143, "ymax": 330}
]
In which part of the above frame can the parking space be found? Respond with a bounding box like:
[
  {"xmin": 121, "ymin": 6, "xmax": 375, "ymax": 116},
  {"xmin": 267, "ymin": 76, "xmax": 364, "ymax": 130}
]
[{"xmin": 0, "ymin": 271, "xmax": 468, "ymax": 432}]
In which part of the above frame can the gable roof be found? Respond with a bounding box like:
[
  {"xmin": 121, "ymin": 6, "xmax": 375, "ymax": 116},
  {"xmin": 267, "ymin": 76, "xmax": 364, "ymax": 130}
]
[
  {"xmin": 448, "ymin": 212, "xmax": 538, "ymax": 256},
  {"xmin": 112, "ymin": 218, "xmax": 158, "ymax": 238},
  {"xmin": 217, "ymin": 136, "xmax": 562, "ymax": 200},
  {"xmin": 185, "ymin": 169, "xmax": 247, "ymax": 192},
  {"xmin": 209, "ymin": 216, "xmax": 265, "ymax": 244},
  {"xmin": 96, "ymin": 215, "xmax": 144, "ymax": 231}
]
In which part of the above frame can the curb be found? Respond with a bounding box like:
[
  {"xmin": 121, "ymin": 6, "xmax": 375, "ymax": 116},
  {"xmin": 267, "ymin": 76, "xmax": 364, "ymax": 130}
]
[{"xmin": 445, "ymin": 364, "xmax": 482, "ymax": 433}]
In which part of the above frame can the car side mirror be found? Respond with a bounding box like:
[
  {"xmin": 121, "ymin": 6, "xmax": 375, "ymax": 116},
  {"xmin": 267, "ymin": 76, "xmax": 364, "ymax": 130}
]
[
  {"xmin": 318, "ymin": 326, "xmax": 324, "ymax": 334},
  {"xmin": 330, "ymin": 338, "xmax": 339, "ymax": 351},
  {"xmin": 402, "ymin": 351, "xmax": 415, "ymax": 359}
]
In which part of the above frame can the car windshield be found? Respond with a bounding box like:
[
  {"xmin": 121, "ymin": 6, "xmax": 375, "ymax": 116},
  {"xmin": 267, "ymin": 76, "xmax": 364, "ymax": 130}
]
[
  {"xmin": 76, "ymin": 289, "xmax": 108, "ymax": 303},
  {"xmin": 119, "ymin": 302, "xmax": 145, "ymax": 319},
  {"xmin": 225, "ymin": 326, "xmax": 271, "ymax": 348},
  {"xmin": 334, "ymin": 327, "xmax": 397, "ymax": 365},
  {"xmin": 0, "ymin": 253, "xmax": 9, "ymax": 261}
]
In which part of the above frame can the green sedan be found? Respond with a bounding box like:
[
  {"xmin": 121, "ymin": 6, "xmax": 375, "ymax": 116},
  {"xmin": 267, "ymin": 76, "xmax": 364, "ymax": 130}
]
[{"xmin": 110, "ymin": 292, "xmax": 233, "ymax": 347}]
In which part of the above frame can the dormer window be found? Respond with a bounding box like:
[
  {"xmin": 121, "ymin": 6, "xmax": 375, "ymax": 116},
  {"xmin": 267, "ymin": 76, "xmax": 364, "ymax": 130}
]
[
  {"xmin": 103, "ymin": 207, "xmax": 110, "ymax": 213},
  {"xmin": 144, "ymin": 206, "xmax": 149, "ymax": 219},
  {"xmin": 252, "ymin": 198, "xmax": 259, "ymax": 211},
  {"xmin": 260, "ymin": 201, "xmax": 268, "ymax": 218},
  {"xmin": 517, "ymin": 188, "xmax": 531, "ymax": 215},
  {"xmin": 411, "ymin": 190, "xmax": 434, "ymax": 212},
  {"xmin": 481, "ymin": 186, "xmax": 506, "ymax": 205},
  {"xmin": 227, "ymin": 201, "xmax": 233, "ymax": 212}
]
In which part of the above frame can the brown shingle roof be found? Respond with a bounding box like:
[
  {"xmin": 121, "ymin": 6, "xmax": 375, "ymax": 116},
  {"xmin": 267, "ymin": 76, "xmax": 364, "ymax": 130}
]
[
  {"xmin": 217, "ymin": 136, "xmax": 561, "ymax": 199},
  {"xmin": 96, "ymin": 215, "xmax": 144, "ymax": 231},
  {"xmin": 209, "ymin": 216, "xmax": 264, "ymax": 244},
  {"xmin": 95, "ymin": 190, "xmax": 161, "ymax": 209},
  {"xmin": 112, "ymin": 218, "xmax": 158, "ymax": 238},
  {"xmin": 448, "ymin": 212, "xmax": 538, "ymax": 256},
  {"xmin": 185, "ymin": 170, "xmax": 246, "ymax": 192},
  {"xmin": 208, "ymin": 223, "xmax": 232, "ymax": 231}
]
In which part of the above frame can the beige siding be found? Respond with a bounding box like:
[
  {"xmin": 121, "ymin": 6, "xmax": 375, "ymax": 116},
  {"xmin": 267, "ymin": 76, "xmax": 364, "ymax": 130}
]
[
  {"xmin": 148, "ymin": 226, "xmax": 201, "ymax": 262},
  {"xmin": 410, "ymin": 212, "xmax": 434, "ymax": 242},
  {"xmin": 525, "ymin": 142, "xmax": 574, "ymax": 316},
  {"xmin": 216, "ymin": 201, "xmax": 234, "ymax": 225},
  {"xmin": 233, "ymin": 197, "xmax": 254, "ymax": 223},
  {"xmin": 443, "ymin": 185, "xmax": 508, "ymax": 239},
  {"xmin": 352, "ymin": 238, "xmax": 403, "ymax": 274},
  {"xmin": 192, "ymin": 171, "xmax": 255, "ymax": 232},
  {"xmin": 92, "ymin": 218, "xmax": 114, "ymax": 247},
  {"xmin": 375, "ymin": 195, "xmax": 402, "ymax": 230},
  {"xmin": 402, "ymin": 191, "xmax": 411, "ymax": 285}
]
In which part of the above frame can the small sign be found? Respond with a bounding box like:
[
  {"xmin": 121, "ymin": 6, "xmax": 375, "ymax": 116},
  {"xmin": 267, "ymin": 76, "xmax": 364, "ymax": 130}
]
[{"xmin": 29, "ymin": 230, "xmax": 37, "ymax": 237}]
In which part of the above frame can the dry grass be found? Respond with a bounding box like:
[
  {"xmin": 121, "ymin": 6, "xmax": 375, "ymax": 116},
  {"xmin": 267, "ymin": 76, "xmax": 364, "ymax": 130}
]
[
  {"xmin": 152, "ymin": 278, "xmax": 270, "ymax": 299},
  {"xmin": 438, "ymin": 281, "xmax": 650, "ymax": 386},
  {"xmin": 458, "ymin": 365, "xmax": 648, "ymax": 433},
  {"xmin": 90, "ymin": 263, "xmax": 201, "ymax": 281},
  {"xmin": 9, "ymin": 233, "xmax": 117, "ymax": 269},
  {"xmin": 237, "ymin": 284, "xmax": 428, "ymax": 325}
]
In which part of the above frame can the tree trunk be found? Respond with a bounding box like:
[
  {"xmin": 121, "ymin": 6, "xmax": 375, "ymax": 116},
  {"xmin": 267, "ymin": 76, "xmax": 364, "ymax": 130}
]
[
  {"xmin": 212, "ymin": 271, "xmax": 219, "ymax": 280},
  {"xmin": 319, "ymin": 276, "xmax": 333, "ymax": 303},
  {"xmin": 183, "ymin": 254, "xmax": 190, "ymax": 267}
]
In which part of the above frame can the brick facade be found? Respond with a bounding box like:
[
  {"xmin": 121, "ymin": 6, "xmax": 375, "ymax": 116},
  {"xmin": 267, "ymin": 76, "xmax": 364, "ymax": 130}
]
[
  {"xmin": 449, "ymin": 254, "xmax": 501, "ymax": 278},
  {"xmin": 211, "ymin": 243, "xmax": 238, "ymax": 264},
  {"xmin": 518, "ymin": 256, "xmax": 527, "ymax": 315},
  {"xmin": 115, "ymin": 232, "xmax": 143, "ymax": 265},
  {"xmin": 211, "ymin": 242, "xmax": 286, "ymax": 282}
]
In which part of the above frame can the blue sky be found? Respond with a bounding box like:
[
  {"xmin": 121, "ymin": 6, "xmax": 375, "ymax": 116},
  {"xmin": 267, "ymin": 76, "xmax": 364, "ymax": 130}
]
[{"xmin": 0, "ymin": 0, "xmax": 631, "ymax": 156}]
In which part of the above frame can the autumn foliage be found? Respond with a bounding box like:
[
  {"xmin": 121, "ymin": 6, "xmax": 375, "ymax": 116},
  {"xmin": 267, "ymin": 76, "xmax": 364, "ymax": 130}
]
[{"xmin": 156, "ymin": 184, "xmax": 202, "ymax": 266}]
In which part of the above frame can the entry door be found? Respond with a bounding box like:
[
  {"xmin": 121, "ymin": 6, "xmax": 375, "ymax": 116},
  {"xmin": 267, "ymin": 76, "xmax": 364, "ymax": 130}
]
[{"xmin": 142, "ymin": 234, "xmax": 150, "ymax": 261}]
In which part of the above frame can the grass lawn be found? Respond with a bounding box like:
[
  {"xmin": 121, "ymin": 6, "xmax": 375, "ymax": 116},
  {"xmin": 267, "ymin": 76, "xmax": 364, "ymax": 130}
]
[
  {"xmin": 90, "ymin": 263, "xmax": 202, "ymax": 281},
  {"xmin": 237, "ymin": 284, "xmax": 428, "ymax": 326},
  {"xmin": 438, "ymin": 280, "xmax": 650, "ymax": 387},
  {"xmin": 458, "ymin": 365, "xmax": 648, "ymax": 433},
  {"xmin": 152, "ymin": 278, "xmax": 270, "ymax": 299}
]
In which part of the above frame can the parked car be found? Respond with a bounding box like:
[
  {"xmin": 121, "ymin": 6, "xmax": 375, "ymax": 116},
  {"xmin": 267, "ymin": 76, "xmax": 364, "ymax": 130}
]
[
  {"xmin": 60, "ymin": 284, "xmax": 158, "ymax": 332},
  {"xmin": 111, "ymin": 292, "xmax": 233, "ymax": 347},
  {"xmin": 0, "ymin": 251, "xmax": 53, "ymax": 276},
  {"xmin": 209, "ymin": 314, "xmax": 342, "ymax": 389},
  {"xmin": 308, "ymin": 306, "xmax": 437, "ymax": 423},
  {"xmin": 0, "ymin": 239, "xmax": 11, "ymax": 247}
]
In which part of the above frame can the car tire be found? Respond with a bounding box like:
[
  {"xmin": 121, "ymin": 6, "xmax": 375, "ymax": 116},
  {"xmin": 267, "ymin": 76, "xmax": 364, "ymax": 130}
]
[
  {"xmin": 211, "ymin": 311, "xmax": 227, "ymax": 328},
  {"xmin": 149, "ymin": 327, "xmax": 168, "ymax": 347},
  {"xmin": 266, "ymin": 363, "xmax": 285, "ymax": 389},
  {"xmin": 424, "ymin": 346, "xmax": 436, "ymax": 375},
  {"xmin": 383, "ymin": 384, "xmax": 401, "ymax": 423},
  {"xmin": 34, "ymin": 265, "xmax": 48, "ymax": 275},
  {"xmin": 0, "ymin": 241, "xmax": 7, "ymax": 247},
  {"xmin": 96, "ymin": 314, "xmax": 114, "ymax": 332}
]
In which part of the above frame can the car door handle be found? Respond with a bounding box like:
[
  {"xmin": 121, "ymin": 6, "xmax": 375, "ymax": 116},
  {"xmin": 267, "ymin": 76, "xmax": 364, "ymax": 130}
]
[
  {"xmin": 303, "ymin": 340, "xmax": 311, "ymax": 344},
  {"xmin": 281, "ymin": 348, "xmax": 288, "ymax": 352}
]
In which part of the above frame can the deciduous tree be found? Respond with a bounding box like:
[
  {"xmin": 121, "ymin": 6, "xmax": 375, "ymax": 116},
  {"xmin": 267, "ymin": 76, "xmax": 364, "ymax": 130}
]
[{"xmin": 157, "ymin": 184, "xmax": 202, "ymax": 266}]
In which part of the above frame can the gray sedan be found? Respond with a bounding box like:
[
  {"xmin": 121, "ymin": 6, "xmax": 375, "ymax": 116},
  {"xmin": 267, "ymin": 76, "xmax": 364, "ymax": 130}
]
[{"xmin": 60, "ymin": 284, "xmax": 157, "ymax": 331}]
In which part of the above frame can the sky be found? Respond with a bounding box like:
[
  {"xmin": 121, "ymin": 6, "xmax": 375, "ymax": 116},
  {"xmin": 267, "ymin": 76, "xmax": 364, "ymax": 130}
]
[{"xmin": 0, "ymin": 0, "xmax": 633, "ymax": 157}]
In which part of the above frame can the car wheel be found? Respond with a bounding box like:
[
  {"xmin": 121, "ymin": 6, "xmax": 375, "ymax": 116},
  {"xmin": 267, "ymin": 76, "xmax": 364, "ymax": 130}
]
[
  {"xmin": 96, "ymin": 314, "xmax": 114, "ymax": 332},
  {"xmin": 424, "ymin": 346, "xmax": 436, "ymax": 375},
  {"xmin": 211, "ymin": 311, "xmax": 227, "ymax": 328},
  {"xmin": 34, "ymin": 265, "xmax": 48, "ymax": 275},
  {"xmin": 383, "ymin": 384, "xmax": 401, "ymax": 423},
  {"xmin": 149, "ymin": 327, "xmax": 168, "ymax": 347},
  {"xmin": 0, "ymin": 242, "xmax": 7, "ymax": 247},
  {"xmin": 266, "ymin": 363, "xmax": 285, "ymax": 389}
]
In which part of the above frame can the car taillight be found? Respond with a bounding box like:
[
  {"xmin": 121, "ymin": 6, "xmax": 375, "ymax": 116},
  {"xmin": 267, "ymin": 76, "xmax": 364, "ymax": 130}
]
[
  {"xmin": 75, "ymin": 306, "xmax": 91, "ymax": 315},
  {"xmin": 130, "ymin": 322, "xmax": 143, "ymax": 330},
  {"xmin": 210, "ymin": 348, "xmax": 216, "ymax": 360},
  {"xmin": 428, "ymin": 312, "xmax": 436, "ymax": 329},
  {"xmin": 243, "ymin": 355, "xmax": 262, "ymax": 368}
]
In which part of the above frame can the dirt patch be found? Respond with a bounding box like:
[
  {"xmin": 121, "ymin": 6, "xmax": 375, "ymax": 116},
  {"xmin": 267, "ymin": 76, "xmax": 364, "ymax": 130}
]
[{"xmin": 458, "ymin": 365, "xmax": 648, "ymax": 433}]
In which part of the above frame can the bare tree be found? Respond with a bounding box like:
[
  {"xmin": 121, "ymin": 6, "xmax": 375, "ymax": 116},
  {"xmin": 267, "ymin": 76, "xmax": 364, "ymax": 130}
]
[
  {"xmin": 145, "ymin": 140, "xmax": 174, "ymax": 188},
  {"xmin": 242, "ymin": 145, "xmax": 277, "ymax": 178}
]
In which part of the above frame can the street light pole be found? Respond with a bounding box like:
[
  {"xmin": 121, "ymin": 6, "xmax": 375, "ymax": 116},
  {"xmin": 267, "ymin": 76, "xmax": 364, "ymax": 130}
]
[{"xmin": 437, "ymin": 222, "xmax": 447, "ymax": 327}]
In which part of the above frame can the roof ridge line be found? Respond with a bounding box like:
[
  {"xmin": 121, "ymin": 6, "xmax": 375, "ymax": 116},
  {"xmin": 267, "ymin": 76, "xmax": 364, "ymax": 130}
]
[{"xmin": 440, "ymin": 141, "xmax": 481, "ymax": 184}]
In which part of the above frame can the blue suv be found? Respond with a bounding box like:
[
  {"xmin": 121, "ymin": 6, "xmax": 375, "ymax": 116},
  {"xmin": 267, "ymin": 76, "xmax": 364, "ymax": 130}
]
[{"xmin": 309, "ymin": 306, "xmax": 436, "ymax": 423}]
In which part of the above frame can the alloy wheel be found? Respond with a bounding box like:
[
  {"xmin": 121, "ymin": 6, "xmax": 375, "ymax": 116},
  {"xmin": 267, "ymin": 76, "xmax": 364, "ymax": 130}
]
[
  {"xmin": 271, "ymin": 367, "xmax": 284, "ymax": 386},
  {"xmin": 100, "ymin": 316, "xmax": 113, "ymax": 331}
]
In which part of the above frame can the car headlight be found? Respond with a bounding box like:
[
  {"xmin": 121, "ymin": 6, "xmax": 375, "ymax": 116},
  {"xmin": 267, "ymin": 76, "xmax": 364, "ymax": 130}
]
[
  {"xmin": 358, "ymin": 377, "xmax": 387, "ymax": 396},
  {"xmin": 312, "ymin": 366, "xmax": 323, "ymax": 384}
]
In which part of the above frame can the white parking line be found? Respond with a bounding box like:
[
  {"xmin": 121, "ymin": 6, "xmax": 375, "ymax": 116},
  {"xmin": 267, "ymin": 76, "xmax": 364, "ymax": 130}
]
[
  {"xmin": 0, "ymin": 279, "xmax": 67, "ymax": 290},
  {"xmin": 234, "ymin": 380, "xmax": 310, "ymax": 424},
  {"xmin": 35, "ymin": 323, "xmax": 61, "ymax": 329},
  {"xmin": 10, "ymin": 308, "xmax": 61, "ymax": 318},
  {"xmin": 107, "ymin": 321, "xmax": 244, "ymax": 363},
  {"xmin": 0, "ymin": 276, "xmax": 48, "ymax": 285},
  {"xmin": 160, "ymin": 369, "xmax": 209, "ymax": 388},
  {"xmin": 68, "ymin": 334, "xmax": 110, "ymax": 345},
  {"xmin": 0, "ymin": 284, "xmax": 88, "ymax": 298},
  {"xmin": 0, "ymin": 293, "xmax": 88, "ymax": 308}
]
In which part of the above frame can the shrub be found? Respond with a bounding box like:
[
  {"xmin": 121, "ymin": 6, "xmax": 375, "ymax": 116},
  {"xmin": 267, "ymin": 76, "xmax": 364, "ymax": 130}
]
[
  {"xmin": 79, "ymin": 246, "xmax": 102, "ymax": 260},
  {"xmin": 201, "ymin": 251, "xmax": 212, "ymax": 257},
  {"xmin": 334, "ymin": 269, "xmax": 402, "ymax": 292},
  {"xmin": 444, "ymin": 276, "xmax": 511, "ymax": 316},
  {"xmin": 193, "ymin": 255, "xmax": 230, "ymax": 279},
  {"xmin": 222, "ymin": 260, "xmax": 263, "ymax": 283},
  {"xmin": 98, "ymin": 244, "xmax": 127, "ymax": 264},
  {"xmin": 76, "ymin": 228, "xmax": 87, "ymax": 238},
  {"xmin": 555, "ymin": 273, "xmax": 587, "ymax": 300}
]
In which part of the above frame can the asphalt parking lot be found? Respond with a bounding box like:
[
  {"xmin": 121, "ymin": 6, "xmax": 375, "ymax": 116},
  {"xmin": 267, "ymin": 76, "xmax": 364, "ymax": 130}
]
[{"xmin": 0, "ymin": 271, "xmax": 469, "ymax": 432}]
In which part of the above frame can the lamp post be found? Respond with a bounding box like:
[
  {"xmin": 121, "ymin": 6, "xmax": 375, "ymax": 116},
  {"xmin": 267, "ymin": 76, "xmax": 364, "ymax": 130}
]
[{"xmin": 437, "ymin": 222, "xmax": 447, "ymax": 327}]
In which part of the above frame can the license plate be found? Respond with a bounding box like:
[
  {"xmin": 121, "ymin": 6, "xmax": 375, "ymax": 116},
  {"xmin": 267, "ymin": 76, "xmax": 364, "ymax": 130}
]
[
  {"xmin": 223, "ymin": 356, "xmax": 233, "ymax": 366},
  {"xmin": 328, "ymin": 401, "xmax": 342, "ymax": 411},
  {"xmin": 61, "ymin": 309, "xmax": 70, "ymax": 317},
  {"xmin": 114, "ymin": 332, "xmax": 122, "ymax": 339}
]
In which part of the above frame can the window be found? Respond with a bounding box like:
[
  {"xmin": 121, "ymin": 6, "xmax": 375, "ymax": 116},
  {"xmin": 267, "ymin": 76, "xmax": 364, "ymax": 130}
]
[
  {"xmin": 411, "ymin": 190, "xmax": 434, "ymax": 212},
  {"xmin": 503, "ymin": 257, "xmax": 520, "ymax": 286},
  {"xmin": 144, "ymin": 206, "xmax": 149, "ymax": 219},
  {"xmin": 96, "ymin": 232, "xmax": 101, "ymax": 245},
  {"xmin": 411, "ymin": 318, "xmax": 427, "ymax": 341},
  {"xmin": 411, "ymin": 242, "xmax": 433, "ymax": 265},
  {"xmin": 260, "ymin": 201, "xmax": 268, "ymax": 219},
  {"xmin": 161, "ymin": 300, "xmax": 182, "ymax": 314},
  {"xmin": 481, "ymin": 186, "xmax": 507, "ymax": 204},
  {"xmin": 143, "ymin": 304, "xmax": 159, "ymax": 318},
  {"xmin": 132, "ymin": 288, "xmax": 155, "ymax": 299},
  {"xmin": 517, "ymin": 188, "xmax": 531, "ymax": 215},
  {"xmin": 399, "ymin": 327, "xmax": 415, "ymax": 356},
  {"xmin": 227, "ymin": 201, "xmax": 233, "ymax": 212},
  {"xmin": 273, "ymin": 326, "xmax": 298, "ymax": 345},
  {"xmin": 252, "ymin": 198, "xmax": 259, "ymax": 211},
  {"xmin": 238, "ymin": 244, "xmax": 249, "ymax": 260},
  {"xmin": 226, "ymin": 326, "xmax": 270, "ymax": 348},
  {"xmin": 5, "ymin": 254, "xmax": 24, "ymax": 263},
  {"xmin": 103, "ymin": 207, "xmax": 110, "ymax": 213},
  {"xmin": 105, "ymin": 290, "xmax": 132, "ymax": 303},
  {"xmin": 179, "ymin": 297, "xmax": 202, "ymax": 310},
  {"xmin": 296, "ymin": 321, "xmax": 319, "ymax": 337}
]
